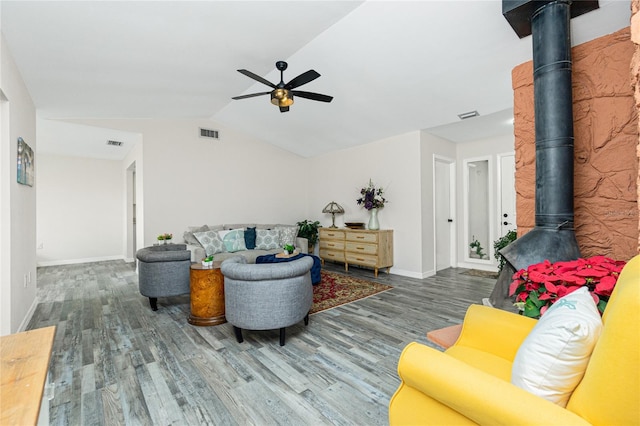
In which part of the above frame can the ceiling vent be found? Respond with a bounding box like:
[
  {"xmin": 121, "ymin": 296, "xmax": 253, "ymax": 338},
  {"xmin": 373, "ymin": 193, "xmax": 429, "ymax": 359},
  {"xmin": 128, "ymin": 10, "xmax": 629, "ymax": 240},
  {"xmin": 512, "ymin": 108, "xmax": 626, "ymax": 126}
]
[
  {"xmin": 200, "ymin": 128, "xmax": 220, "ymax": 140},
  {"xmin": 107, "ymin": 140, "xmax": 123, "ymax": 146},
  {"xmin": 457, "ymin": 110, "xmax": 480, "ymax": 120}
]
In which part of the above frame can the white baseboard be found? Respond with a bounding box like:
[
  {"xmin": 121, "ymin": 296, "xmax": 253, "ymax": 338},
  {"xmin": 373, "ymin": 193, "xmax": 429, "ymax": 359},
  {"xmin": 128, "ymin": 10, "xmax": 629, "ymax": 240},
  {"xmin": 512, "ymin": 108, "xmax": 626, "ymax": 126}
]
[
  {"xmin": 17, "ymin": 297, "xmax": 39, "ymax": 332},
  {"xmin": 389, "ymin": 268, "xmax": 435, "ymax": 279},
  {"xmin": 37, "ymin": 255, "xmax": 125, "ymax": 267}
]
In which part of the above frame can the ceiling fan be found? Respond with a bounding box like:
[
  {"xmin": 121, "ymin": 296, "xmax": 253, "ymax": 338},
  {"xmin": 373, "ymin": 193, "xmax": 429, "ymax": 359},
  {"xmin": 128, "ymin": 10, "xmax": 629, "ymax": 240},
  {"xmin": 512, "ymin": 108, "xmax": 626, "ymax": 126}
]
[{"xmin": 232, "ymin": 61, "xmax": 333, "ymax": 113}]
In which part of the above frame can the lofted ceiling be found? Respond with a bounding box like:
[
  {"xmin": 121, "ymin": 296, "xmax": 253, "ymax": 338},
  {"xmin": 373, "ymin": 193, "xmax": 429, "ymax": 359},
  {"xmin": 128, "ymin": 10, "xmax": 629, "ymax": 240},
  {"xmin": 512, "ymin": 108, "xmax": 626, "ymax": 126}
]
[{"xmin": 1, "ymin": 1, "xmax": 632, "ymax": 159}]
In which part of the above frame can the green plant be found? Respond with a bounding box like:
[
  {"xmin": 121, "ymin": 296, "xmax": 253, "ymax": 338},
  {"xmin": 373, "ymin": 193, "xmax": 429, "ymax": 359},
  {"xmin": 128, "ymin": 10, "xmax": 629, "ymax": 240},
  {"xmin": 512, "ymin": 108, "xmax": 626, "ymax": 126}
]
[
  {"xmin": 493, "ymin": 230, "xmax": 517, "ymax": 272},
  {"xmin": 283, "ymin": 244, "xmax": 295, "ymax": 254},
  {"xmin": 157, "ymin": 233, "xmax": 172, "ymax": 241},
  {"xmin": 297, "ymin": 220, "xmax": 321, "ymax": 248},
  {"xmin": 469, "ymin": 236, "xmax": 485, "ymax": 259},
  {"xmin": 204, "ymin": 255, "xmax": 214, "ymax": 262}
]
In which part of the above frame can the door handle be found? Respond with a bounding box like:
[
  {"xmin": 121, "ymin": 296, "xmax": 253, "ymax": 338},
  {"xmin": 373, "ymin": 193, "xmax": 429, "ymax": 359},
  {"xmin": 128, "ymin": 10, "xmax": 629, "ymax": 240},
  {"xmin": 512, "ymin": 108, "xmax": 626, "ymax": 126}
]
[
  {"xmin": 447, "ymin": 219, "xmax": 453, "ymax": 223},
  {"xmin": 503, "ymin": 213, "xmax": 508, "ymax": 218}
]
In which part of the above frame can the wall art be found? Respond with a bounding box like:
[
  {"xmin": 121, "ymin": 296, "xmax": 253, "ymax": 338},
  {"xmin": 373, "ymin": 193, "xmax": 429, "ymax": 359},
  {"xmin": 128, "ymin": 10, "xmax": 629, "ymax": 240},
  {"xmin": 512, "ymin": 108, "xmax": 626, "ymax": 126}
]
[{"xmin": 17, "ymin": 137, "xmax": 34, "ymax": 186}]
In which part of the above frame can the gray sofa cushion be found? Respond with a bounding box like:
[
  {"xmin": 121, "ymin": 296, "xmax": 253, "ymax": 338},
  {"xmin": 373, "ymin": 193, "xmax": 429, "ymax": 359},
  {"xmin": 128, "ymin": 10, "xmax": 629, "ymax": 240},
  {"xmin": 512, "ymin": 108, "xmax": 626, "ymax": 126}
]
[
  {"xmin": 183, "ymin": 224, "xmax": 209, "ymax": 246},
  {"xmin": 136, "ymin": 243, "xmax": 190, "ymax": 262}
]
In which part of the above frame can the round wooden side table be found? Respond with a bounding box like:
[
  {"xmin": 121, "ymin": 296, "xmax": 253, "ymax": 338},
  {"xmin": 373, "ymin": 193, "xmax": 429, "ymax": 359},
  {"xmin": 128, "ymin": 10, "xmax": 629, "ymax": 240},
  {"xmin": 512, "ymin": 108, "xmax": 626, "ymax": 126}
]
[{"xmin": 188, "ymin": 262, "xmax": 226, "ymax": 326}]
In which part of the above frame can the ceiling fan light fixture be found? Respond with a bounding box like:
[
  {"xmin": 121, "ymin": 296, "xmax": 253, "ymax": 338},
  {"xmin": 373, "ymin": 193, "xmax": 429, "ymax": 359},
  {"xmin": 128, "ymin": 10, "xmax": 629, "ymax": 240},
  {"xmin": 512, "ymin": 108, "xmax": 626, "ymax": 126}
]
[
  {"xmin": 234, "ymin": 61, "xmax": 330, "ymax": 111},
  {"xmin": 271, "ymin": 89, "xmax": 294, "ymax": 107}
]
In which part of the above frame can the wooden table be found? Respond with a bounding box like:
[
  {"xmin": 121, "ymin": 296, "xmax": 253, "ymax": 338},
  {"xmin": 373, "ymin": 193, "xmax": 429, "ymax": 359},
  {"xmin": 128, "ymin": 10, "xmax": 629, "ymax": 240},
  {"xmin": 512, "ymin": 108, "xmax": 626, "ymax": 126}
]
[
  {"xmin": 1, "ymin": 326, "xmax": 56, "ymax": 425},
  {"xmin": 189, "ymin": 262, "xmax": 226, "ymax": 326}
]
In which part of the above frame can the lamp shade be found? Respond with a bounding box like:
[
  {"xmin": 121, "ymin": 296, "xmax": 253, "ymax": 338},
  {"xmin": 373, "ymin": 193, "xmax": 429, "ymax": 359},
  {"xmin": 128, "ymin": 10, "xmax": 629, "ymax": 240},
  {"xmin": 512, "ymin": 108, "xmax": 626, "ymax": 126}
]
[{"xmin": 322, "ymin": 201, "xmax": 344, "ymax": 214}]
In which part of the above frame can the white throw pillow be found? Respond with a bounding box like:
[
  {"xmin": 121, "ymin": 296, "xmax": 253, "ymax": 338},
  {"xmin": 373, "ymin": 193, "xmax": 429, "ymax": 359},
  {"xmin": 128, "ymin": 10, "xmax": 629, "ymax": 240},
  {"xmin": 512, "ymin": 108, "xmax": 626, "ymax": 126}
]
[
  {"xmin": 511, "ymin": 286, "xmax": 603, "ymax": 407},
  {"xmin": 276, "ymin": 225, "xmax": 298, "ymax": 247},
  {"xmin": 222, "ymin": 229, "xmax": 246, "ymax": 253},
  {"xmin": 255, "ymin": 229, "xmax": 279, "ymax": 250},
  {"xmin": 193, "ymin": 230, "xmax": 225, "ymax": 256}
]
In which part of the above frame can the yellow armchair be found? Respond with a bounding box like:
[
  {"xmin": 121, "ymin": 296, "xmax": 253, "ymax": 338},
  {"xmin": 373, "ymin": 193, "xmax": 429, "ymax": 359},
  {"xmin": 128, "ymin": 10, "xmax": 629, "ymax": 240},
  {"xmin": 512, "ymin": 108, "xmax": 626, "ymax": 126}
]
[{"xmin": 389, "ymin": 254, "xmax": 640, "ymax": 425}]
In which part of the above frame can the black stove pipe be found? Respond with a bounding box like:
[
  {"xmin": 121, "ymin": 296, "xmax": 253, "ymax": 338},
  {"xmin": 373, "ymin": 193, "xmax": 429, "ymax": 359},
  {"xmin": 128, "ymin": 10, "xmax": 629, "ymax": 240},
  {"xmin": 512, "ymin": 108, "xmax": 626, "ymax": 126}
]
[
  {"xmin": 499, "ymin": 0, "xmax": 582, "ymax": 273},
  {"xmin": 490, "ymin": 0, "xmax": 600, "ymax": 308}
]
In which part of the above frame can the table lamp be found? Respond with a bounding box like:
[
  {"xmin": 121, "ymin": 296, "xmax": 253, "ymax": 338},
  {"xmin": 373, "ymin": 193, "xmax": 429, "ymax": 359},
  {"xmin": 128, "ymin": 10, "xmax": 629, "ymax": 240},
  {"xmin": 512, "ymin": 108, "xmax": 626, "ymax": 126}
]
[{"xmin": 322, "ymin": 201, "xmax": 344, "ymax": 228}]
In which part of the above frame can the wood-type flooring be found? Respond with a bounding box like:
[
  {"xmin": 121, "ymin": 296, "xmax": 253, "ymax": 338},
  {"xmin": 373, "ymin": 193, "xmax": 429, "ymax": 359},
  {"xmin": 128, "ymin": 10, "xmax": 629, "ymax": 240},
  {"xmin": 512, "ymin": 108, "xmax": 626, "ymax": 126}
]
[{"xmin": 28, "ymin": 260, "xmax": 497, "ymax": 425}]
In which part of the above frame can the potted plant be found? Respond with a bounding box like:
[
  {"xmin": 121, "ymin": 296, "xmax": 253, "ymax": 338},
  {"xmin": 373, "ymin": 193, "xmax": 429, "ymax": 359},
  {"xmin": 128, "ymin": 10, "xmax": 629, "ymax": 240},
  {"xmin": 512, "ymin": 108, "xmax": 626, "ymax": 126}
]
[
  {"xmin": 469, "ymin": 236, "xmax": 485, "ymax": 259},
  {"xmin": 202, "ymin": 255, "xmax": 214, "ymax": 267},
  {"xmin": 158, "ymin": 233, "xmax": 173, "ymax": 244},
  {"xmin": 493, "ymin": 230, "xmax": 517, "ymax": 273},
  {"xmin": 283, "ymin": 244, "xmax": 295, "ymax": 255},
  {"xmin": 297, "ymin": 220, "xmax": 320, "ymax": 253},
  {"xmin": 509, "ymin": 255, "xmax": 626, "ymax": 318}
]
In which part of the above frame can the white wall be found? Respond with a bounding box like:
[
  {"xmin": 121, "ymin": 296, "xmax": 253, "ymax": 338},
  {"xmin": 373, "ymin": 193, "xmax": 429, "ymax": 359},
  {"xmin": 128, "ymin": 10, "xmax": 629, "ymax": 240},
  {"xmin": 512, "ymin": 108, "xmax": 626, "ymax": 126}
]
[
  {"xmin": 307, "ymin": 131, "xmax": 424, "ymax": 277},
  {"xmin": 69, "ymin": 118, "xmax": 309, "ymax": 249},
  {"xmin": 0, "ymin": 34, "xmax": 37, "ymax": 335},
  {"xmin": 36, "ymin": 154, "xmax": 123, "ymax": 265},
  {"xmin": 455, "ymin": 133, "xmax": 514, "ymax": 270}
]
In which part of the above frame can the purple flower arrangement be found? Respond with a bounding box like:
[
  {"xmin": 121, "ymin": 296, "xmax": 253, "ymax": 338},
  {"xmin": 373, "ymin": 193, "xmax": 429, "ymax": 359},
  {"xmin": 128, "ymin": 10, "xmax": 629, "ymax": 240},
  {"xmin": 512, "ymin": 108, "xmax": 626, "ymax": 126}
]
[{"xmin": 356, "ymin": 179, "xmax": 387, "ymax": 210}]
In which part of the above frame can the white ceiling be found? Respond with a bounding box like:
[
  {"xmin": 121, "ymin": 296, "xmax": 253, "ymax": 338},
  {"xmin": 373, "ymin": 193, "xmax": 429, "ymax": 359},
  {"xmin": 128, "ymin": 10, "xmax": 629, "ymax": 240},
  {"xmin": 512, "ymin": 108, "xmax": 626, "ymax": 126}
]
[{"xmin": 1, "ymin": 0, "xmax": 632, "ymax": 158}]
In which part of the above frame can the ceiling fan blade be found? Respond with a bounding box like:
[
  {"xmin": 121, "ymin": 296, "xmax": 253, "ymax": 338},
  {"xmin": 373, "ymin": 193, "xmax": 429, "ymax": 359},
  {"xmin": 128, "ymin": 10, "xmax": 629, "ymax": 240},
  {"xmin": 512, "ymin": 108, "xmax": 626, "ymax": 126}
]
[
  {"xmin": 279, "ymin": 106, "xmax": 290, "ymax": 113},
  {"xmin": 291, "ymin": 90, "xmax": 333, "ymax": 103},
  {"xmin": 232, "ymin": 91, "xmax": 271, "ymax": 100},
  {"xmin": 237, "ymin": 69, "xmax": 277, "ymax": 89},
  {"xmin": 284, "ymin": 70, "xmax": 320, "ymax": 90}
]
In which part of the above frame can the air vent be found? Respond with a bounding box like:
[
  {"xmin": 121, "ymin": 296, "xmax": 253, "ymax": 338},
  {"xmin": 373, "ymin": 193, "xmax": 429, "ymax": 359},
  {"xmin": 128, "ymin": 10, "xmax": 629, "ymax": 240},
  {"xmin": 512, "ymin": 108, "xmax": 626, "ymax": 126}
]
[
  {"xmin": 200, "ymin": 128, "xmax": 220, "ymax": 139},
  {"xmin": 457, "ymin": 110, "xmax": 480, "ymax": 120},
  {"xmin": 107, "ymin": 140, "xmax": 123, "ymax": 146}
]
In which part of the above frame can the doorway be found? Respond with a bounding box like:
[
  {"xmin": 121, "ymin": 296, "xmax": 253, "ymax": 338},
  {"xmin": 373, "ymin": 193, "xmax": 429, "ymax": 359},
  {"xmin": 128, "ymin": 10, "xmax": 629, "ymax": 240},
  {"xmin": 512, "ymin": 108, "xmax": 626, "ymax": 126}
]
[
  {"xmin": 126, "ymin": 162, "xmax": 137, "ymax": 263},
  {"xmin": 434, "ymin": 156, "xmax": 455, "ymax": 271},
  {"xmin": 498, "ymin": 153, "xmax": 516, "ymax": 237}
]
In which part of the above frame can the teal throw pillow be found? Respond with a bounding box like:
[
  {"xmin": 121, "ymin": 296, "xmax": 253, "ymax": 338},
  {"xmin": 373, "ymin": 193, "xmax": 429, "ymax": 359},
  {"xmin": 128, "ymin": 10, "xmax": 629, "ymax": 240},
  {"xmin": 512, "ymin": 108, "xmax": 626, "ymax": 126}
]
[{"xmin": 222, "ymin": 229, "xmax": 247, "ymax": 253}]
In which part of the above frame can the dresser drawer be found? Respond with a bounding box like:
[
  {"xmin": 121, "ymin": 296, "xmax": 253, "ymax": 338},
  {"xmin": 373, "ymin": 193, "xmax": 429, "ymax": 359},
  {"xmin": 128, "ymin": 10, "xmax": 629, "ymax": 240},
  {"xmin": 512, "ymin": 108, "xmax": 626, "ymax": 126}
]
[
  {"xmin": 346, "ymin": 232, "xmax": 378, "ymax": 244},
  {"xmin": 345, "ymin": 253, "xmax": 378, "ymax": 267},
  {"xmin": 320, "ymin": 240, "xmax": 345, "ymax": 251},
  {"xmin": 345, "ymin": 242, "xmax": 377, "ymax": 255},
  {"xmin": 321, "ymin": 229, "xmax": 345, "ymax": 240},
  {"xmin": 320, "ymin": 249, "xmax": 345, "ymax": 262}
]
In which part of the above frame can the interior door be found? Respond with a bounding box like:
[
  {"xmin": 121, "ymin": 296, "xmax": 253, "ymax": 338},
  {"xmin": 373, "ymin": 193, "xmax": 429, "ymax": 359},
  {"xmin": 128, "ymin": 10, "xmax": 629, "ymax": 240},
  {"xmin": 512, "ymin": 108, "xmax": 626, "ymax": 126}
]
[
  {"xmin": 435, "ymin": 158, "xmax": 454, "ymax": 271},
  {"xmin": 499, "ymin": 154, "xmax": 516, "ymax": 236}
]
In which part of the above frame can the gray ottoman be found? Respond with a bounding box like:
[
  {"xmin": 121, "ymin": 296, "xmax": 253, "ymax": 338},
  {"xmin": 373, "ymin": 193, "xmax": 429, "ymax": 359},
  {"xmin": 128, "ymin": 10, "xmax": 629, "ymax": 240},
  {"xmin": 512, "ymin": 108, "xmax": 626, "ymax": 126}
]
[{"xmin": 136, "ymin": 244, "xmax": 191, "ymax": 311}]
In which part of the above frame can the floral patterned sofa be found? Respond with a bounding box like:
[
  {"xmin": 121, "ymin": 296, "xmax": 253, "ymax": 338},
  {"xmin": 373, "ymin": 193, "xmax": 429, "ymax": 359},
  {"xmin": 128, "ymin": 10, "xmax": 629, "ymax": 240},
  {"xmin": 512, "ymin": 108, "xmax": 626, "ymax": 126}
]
[{"xmin": 183, "ymin": 223, "xmax": 308, "ymax": 263}]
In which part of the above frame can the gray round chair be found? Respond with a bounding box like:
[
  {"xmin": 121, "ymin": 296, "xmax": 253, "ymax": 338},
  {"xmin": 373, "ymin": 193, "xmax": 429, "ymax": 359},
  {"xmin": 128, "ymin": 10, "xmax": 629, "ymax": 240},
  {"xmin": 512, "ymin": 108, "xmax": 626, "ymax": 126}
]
[
  {"xmin": 221, "ymin": 256, "xmax": 314, "ymax": 346},
  {"xmin": 136, "ymin": 244, "xmax": 191, "ymax": 311}
]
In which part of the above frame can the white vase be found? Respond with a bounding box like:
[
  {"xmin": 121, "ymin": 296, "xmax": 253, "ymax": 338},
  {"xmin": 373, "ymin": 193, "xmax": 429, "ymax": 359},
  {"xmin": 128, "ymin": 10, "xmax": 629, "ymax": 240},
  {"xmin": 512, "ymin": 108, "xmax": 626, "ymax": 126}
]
[{"xmin": 368, "ymin": 208, "xmax": 380, "ymax": 230}]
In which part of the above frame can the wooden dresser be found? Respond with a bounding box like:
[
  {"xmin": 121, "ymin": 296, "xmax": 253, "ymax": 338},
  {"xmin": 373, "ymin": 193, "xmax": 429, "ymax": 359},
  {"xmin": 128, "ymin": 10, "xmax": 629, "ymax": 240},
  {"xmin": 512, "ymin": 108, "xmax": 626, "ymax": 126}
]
[{"xmin": 319, "ymin": 228, "xmax": 393, "ymax": 277}]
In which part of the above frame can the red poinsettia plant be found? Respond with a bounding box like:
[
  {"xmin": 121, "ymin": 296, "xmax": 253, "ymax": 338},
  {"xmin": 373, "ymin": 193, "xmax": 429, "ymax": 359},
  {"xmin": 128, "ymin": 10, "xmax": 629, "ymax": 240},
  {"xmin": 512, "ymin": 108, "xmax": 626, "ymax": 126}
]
[{"xmin": 509, "ymin": 255, "xmax": 627, "ymax": 318}]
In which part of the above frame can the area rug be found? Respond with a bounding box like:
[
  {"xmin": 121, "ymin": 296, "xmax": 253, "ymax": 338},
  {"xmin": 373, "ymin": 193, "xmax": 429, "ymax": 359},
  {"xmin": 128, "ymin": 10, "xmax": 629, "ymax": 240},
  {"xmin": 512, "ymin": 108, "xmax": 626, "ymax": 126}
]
[
  {"xmin": 311, "ymin": 271, "xmax": 393, "ymax": 314},
  {"xmin": 460, "ymin": 269, "xmax": 498, "ymax": 279}
]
